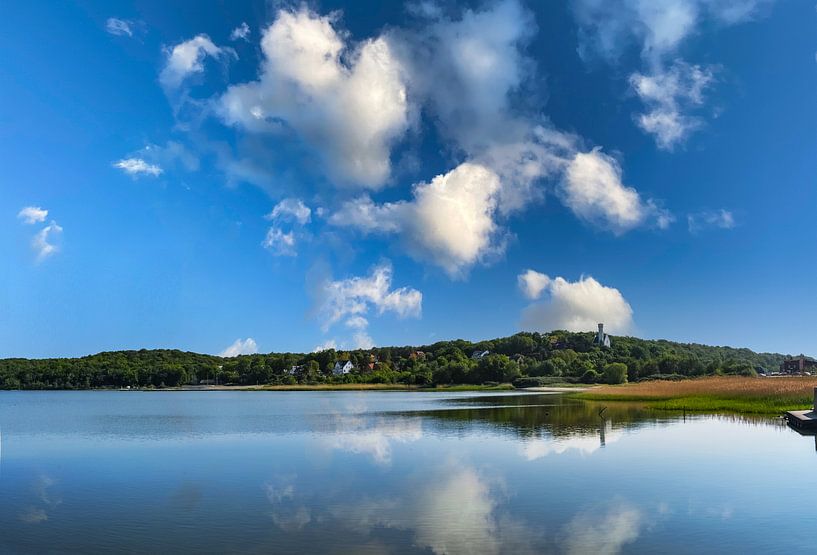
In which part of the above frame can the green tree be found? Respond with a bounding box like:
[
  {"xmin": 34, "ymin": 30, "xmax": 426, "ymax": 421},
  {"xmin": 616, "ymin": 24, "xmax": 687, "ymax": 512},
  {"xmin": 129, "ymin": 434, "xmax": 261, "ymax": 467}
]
[
  {"xmin": 603, "ymin": 362, "xmax": 628, "ymax": 384},
  {"xmin": 581, "ymin": 369, "xmax": 600, "ymax": 383}
]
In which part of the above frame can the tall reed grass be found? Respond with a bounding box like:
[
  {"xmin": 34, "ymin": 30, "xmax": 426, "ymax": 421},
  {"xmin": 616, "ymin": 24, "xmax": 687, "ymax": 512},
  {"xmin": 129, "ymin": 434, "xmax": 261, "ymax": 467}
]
[{"xmin": 576, "ymin": 376, "xmax": 816, "ymax": 414}]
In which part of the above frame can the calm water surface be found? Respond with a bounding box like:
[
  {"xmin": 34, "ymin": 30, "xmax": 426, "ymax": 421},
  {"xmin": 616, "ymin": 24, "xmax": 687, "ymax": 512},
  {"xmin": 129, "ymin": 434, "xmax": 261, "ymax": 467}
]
[{"xmin": 0, "ymin": 391, "xmax": 815, "ymax": 554}]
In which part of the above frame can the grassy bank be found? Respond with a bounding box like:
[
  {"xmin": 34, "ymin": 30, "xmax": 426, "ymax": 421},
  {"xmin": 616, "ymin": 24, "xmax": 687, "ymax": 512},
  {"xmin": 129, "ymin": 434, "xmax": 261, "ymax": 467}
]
[{"xmin": 573, "ymin": 376, "xmax": 816, "ymax": 414}]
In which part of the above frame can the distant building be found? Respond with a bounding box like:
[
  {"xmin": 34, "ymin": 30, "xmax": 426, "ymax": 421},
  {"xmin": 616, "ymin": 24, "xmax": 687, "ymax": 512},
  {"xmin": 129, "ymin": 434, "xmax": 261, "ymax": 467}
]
[
  {"xmin": 333, "ymin": 360, "xmax": 354, "ymax": 375},
  {"xmin": 780, "ymin": 355, "xmax": 817, "ymax": 374},
  {"xmin": 471, "ymin": 350, "xmax": 490, "ymax": 360},
  {"xmin": 288, "ymin": 365, "xmax": 302, "ymax": 375},
  {"xmin": 594, "ymin": 323, "xmax": 611, "ymax": 348},
  {"xmin": 367, "ymin": 354, "xmax": 378, "ymax": 371}
]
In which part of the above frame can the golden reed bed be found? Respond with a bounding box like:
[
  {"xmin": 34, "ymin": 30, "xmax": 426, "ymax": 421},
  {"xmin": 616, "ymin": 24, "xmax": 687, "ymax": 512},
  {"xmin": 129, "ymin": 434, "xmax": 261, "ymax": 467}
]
[
  {"xmin": 589, "ymin": 376, "xmax": 817, "ymax": 400},
  {"xmin": 576, "ymin": 376, "xmax": 817, "ymax": 413}
]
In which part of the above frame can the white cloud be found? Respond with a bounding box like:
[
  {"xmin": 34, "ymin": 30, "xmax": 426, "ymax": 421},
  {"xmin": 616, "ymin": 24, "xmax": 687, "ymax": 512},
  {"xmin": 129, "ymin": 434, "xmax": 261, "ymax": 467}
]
[
  {"xmin": 323, "ymin": 31, "xmax": 660, "ymax": 262},
  {"xmin": 32, "ymin": 221, "xmax": 63, "ymax": 261},
  {"xmin": 262, "ymin": 198, "xmax": 312, "ymax": 256},
  {"xmin": 160, "ymin": 34, "xmax": 232, "ymax": 90},
  {"xmin": 520, "ymin": 274, "xmax": 634, "ymax": 334},
  {"xmin": 266, "ymin": 198, "xmax": 311, "ymax": 225},
  {"xmin": 630, "ymin": 62, "xmax": 714, "ymax": 150},
  {"xmin": 394, "ymin": 0, "xmax": 536, "ymax": 154},
  {"xmin": 113, "ymin": 158, "xmax": 163, "ymax": 177},
  {"xmin": 352, "ymin": 331, "xmax": 375, "ymax": 350},
  {"xmin": 20, "ymin": 208, "xmax": 62, "ymax": 261},
  {"xmin": 391, "ymin": 1, "xmax": 577, "ymax": 214},
  {"xmin": 17, "ymin": 206, "xmax": 48, "ymax": 225},
  {"xmin": 517, "ymin": 269, "xmax": 551, "ymax": 300},
  {"xmin": 219, "ymin": 7, "xmax": 410, "ymax": 188},
  {"xmin": 230, "ymin": 22, "xmax": 250, "ymax": 42},
  {"xmin": 262, "ymin": 227, "xmax": 296, "ymax": 256},
  {"xmin": 331, "ymin": 162, "xmax": 505, "ymax": 277},
  {"xmin": 137, "ymin": 141, "xmax": 199, "ymax": 172},
  {"xmin": 329, "ymin": 196, "xmax": 401, "ymax": 234},
  {"xmin": 406, "ymin": 1, "xmax": 444, "ymax": 19},
  {"xmin": 560, "ymin": 148, "xmax": 671, "ymax": 234},
  {"xmin": 210, "ymin": 1, "xmax": 659, "ymax": 261},
  {"xmin": 345, "ymin": 316, "xmax": 369, "ymax": 330},
  {"xmin": 572, "ymin": 0, "xmax": 771, "ymax": 147},
  {"xmin": 317, "ymin": 262, "xmax": 422, "ymax": 332},
  {"xmin": 105, "ymin": 18, "xmax": 133, "ymax": 37},
  {"xmin": 687, "ymin": 208, "xmax": 736, "ymax": 233},
  {"xmin": 313, "ymin": 339, "xmax": 337, "ymax": 352},
  {"xmin": 573, "ymin": 0, "xmax": 771, "ymax": 63},
  {"xmin": 219, "ymin": 337, "xmax": 258, "ymax": 357}
]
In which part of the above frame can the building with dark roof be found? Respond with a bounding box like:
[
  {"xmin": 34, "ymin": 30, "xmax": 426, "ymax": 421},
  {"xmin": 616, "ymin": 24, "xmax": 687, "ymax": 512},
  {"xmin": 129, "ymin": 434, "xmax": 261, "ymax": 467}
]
[{"xmin": 780, "ymin": 355, "xmax": 817, "ymax": 374}]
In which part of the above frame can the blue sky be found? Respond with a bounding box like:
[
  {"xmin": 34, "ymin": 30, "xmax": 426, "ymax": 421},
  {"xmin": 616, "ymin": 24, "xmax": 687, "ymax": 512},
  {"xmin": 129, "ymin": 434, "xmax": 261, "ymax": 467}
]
[{"xmin": 1, "ymin": 0, "xmax": 815, "ymax": 358}]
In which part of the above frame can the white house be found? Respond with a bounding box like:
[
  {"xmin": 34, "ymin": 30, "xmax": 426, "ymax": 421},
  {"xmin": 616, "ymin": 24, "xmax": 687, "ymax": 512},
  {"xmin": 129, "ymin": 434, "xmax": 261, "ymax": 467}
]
[
  {"xmin": 594, "ymin": 323, "xmax": 611, "ymax": 348},
  {"xmin": 471, "ymin": 350, "xmax": 490, "ymax": 360},
  {"xmin": 333, "ymin": 360, "xmax": 354, "ymax": 375}
]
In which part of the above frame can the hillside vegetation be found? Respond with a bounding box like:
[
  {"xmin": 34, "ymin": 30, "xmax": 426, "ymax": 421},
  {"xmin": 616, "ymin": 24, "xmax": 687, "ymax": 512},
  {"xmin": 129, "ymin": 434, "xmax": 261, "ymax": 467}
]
[{"xmin": 0, "ymin": 331, "xmax": 789, "ymax": 390}]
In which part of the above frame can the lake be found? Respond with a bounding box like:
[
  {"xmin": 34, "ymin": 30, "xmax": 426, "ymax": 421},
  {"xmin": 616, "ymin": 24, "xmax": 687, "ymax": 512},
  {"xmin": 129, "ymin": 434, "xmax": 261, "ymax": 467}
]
[{"xmin": 0, "ymin": 391, "xmax": 814, "ymax": 554}]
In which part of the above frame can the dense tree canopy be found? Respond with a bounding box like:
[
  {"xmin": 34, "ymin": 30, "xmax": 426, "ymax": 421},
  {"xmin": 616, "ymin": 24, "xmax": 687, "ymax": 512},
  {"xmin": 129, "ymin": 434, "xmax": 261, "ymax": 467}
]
[{"xmin": 0, "ymin": 331, "xmax": 788, "ymax": 390}]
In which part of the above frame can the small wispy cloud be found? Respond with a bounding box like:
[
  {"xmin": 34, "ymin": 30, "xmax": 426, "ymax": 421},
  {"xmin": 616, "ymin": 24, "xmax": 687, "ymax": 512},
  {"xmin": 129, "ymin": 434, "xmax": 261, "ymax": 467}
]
[
  {"xmin": 630, "ymin": 62, "xmax": 715, "ymax": 150},
  {"xmin": 32, "ymin": 222, "xmax": 63, "ymax": 261},
  {"xmin": 262, "ymin": 227, "xmax": 297, "ymax": 256},
  {"xmin": 687, "ymin": 209, "xmax": 736, "ymax": 233},
  {"xmin": 313, "ymin": 339, "xmax": 337, "ymax": 352},
  {"xmin": 262, "ymin": 198, "xmax": 312, "ymax": 256},
  {"xmin": 18, "ymin": 206, "xmax": 62, "ymax": 261},
  {"xmin": 160, "ymin": 34, "xmax": 234, "ymax": 90},
  {"xmin": 105, "ymin": 17, "xmax": 134, "ymax": 37},
  {"xmin": 266, "ymin": 198, "xmax": 311, "ymax": 225},
  {"xmin": 230, "ymin": 22, "xmax": 250, "ymax": 41},
  {"xmin": 113, "ymin": 158, "xmax": 163, "ymax": 177},
  {"xmin": 17, "ymin": 206, "xmax": 48, "ymax": 224}
]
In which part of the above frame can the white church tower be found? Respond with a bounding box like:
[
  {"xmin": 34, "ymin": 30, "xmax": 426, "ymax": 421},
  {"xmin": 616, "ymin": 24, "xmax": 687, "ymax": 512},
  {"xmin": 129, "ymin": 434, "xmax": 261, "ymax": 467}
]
[{"xmin": 594, "ymin": 323, "xmax": 611, "ymax": 348}]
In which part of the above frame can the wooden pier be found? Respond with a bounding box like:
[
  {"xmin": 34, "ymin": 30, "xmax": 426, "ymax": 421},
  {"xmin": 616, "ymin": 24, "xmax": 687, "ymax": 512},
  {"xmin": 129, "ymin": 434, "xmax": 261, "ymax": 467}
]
[{"xmin": 784, "ymin": 388, "xmax": 817, "ymax": 432}]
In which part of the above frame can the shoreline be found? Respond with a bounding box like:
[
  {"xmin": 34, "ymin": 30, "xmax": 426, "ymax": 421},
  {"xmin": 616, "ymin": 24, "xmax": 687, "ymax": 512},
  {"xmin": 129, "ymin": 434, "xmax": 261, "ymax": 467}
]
[
  {"xmin": 162, "ymin": 383, "xmax": 518, "ymax": 392},
  {"xmin": 0, "ymin": 383, "xmax": 519, "ymax": 393},
  {"xmin": 1, "ymin": 383, "xmax": 594, "ymax": 393}
]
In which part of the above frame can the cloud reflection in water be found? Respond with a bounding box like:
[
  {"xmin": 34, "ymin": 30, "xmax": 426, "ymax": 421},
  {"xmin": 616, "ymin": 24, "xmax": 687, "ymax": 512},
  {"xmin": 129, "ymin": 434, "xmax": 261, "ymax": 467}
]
[
  {"xmin": 330, "ymin": 463, "xmax": 541, "ymax": 555},
  {"xmin": 321, "ymin": 415, "xmax": 423, "ymax": 465},
  {"xmin": 521, "ymin": 421, "xmax": 624, "ymax": 460},
  {"xmin": 561, "ymin": 501, "xmax": 644, "ymax": 555}
]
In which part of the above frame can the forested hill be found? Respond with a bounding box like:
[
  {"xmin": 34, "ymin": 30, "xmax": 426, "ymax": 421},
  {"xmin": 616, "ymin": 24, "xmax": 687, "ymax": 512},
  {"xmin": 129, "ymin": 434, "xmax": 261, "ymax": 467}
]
[{"xmin": 0, "ymin": 331, "xmax": 790, "ymax": 390}]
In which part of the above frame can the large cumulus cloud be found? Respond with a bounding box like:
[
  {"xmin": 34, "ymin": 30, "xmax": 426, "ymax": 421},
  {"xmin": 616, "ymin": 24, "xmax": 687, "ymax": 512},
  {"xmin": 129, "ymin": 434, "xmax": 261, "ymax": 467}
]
[
  {"xmin": 519, "ymin": 272, "xmax": 634, "ymax": 334},
  {"xmin": 219, "ymin": 7, "xmax": 410, "ymax": 188}
]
